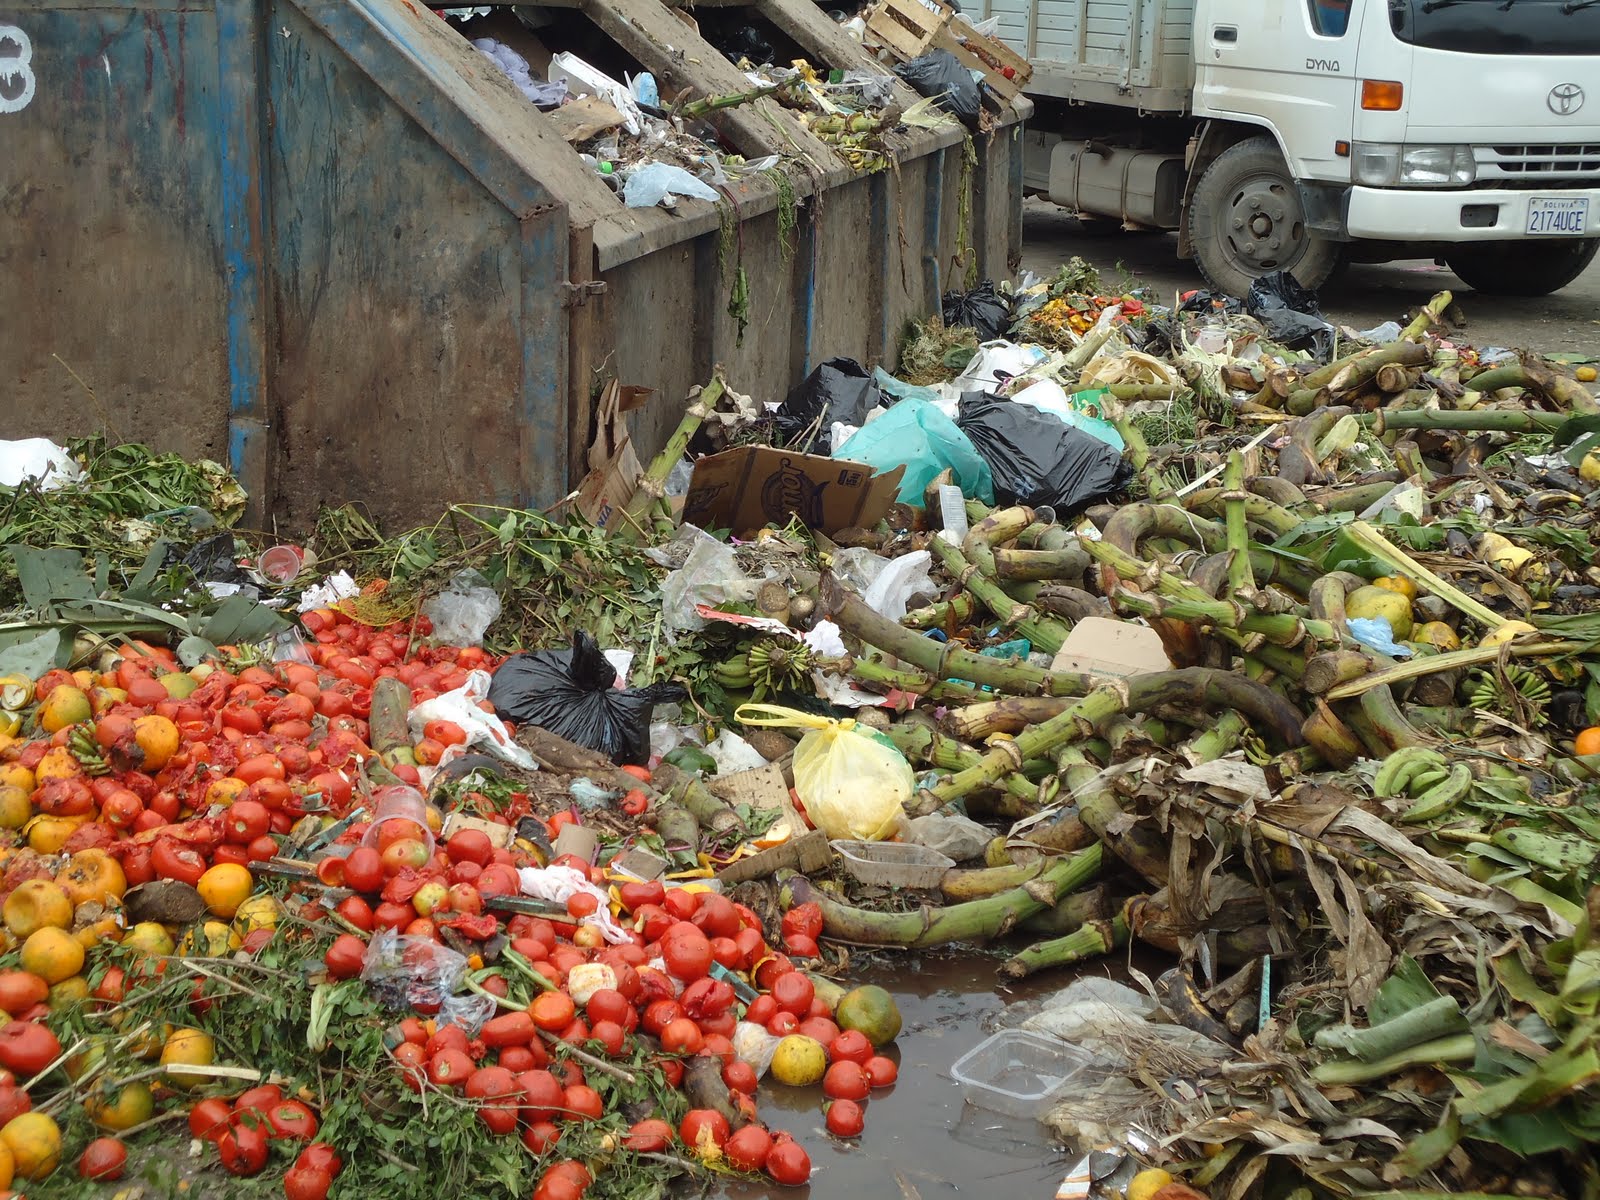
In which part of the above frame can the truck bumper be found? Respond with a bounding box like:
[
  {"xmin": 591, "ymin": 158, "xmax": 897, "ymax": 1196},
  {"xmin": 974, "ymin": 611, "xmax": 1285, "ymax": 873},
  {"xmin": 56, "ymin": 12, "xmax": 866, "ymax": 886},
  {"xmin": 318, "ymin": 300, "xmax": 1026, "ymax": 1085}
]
[{"xmin": 1346, "ymin": 186, "xmax": 1600, "ymax": 242}]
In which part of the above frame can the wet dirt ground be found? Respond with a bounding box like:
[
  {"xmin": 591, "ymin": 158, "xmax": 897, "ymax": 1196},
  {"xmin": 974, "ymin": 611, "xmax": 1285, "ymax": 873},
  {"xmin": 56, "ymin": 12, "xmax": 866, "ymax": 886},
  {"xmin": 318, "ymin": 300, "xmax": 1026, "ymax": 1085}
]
[{"xmin": 1020, "ymin": 199, "xmax": 1600, "ymax": 357}]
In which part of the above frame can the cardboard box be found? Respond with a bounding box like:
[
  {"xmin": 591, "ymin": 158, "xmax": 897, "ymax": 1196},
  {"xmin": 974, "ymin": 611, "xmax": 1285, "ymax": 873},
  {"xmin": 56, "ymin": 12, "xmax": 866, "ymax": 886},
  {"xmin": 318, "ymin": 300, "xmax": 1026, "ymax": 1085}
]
[
  {"xmin": 717, "ymin": 830, "xmax": 833, "ymax": 886},
  {"xmin": 575, "ymin": 381, "xmax": 656, "ymax": 532},
  {"xmin": 1049, "ymin": 616, "xmax": 1171, "ymax": 679},
  {"xmin": 683, "ymin": 448, "xmax": 904, "ymax": 537},
  {"xmin": 440, "ymin": 812, "xmax": 515, "ymax": 850}
]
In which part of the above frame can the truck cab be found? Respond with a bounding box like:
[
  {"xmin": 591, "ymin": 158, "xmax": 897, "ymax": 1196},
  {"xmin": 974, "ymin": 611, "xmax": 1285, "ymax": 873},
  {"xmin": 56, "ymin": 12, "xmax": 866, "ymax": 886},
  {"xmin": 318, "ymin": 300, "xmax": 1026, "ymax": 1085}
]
[{"xmin": 1008, "ymin": 0, "xmax": 1600, "ymax": 295}]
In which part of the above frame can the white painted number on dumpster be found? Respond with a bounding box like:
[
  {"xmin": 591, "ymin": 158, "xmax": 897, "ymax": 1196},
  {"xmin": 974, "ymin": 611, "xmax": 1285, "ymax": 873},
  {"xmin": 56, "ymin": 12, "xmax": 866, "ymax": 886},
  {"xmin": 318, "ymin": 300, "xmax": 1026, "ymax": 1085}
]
[{"xmin": 0, "ymin": 26, "xmax": 35, "ymax": 115}]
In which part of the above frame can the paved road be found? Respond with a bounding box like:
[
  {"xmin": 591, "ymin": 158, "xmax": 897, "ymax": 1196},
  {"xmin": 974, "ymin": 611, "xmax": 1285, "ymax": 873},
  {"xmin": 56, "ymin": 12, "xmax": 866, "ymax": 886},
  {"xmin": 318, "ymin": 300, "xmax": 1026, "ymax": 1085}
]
[{"xmin": 1019, "ymin": 199, "xmax": 1600, "ymax": 357}]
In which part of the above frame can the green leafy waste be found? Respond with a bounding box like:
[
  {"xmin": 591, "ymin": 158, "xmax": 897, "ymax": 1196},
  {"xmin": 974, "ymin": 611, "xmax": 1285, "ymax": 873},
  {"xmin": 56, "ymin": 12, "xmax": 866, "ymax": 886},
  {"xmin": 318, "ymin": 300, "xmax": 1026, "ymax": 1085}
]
[
  {"xmin": 50, "ymin": 899, "xmax": 701, "ymax": 1199},
  {"xmin": 0, "ymin": 438, "xmax": 246, "ymax": 613}
]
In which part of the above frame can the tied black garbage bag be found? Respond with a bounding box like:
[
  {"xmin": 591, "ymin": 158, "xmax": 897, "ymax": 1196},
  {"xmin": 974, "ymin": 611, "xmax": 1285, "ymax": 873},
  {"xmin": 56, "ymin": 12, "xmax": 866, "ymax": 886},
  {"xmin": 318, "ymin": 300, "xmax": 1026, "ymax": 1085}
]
[
  {"xmin": 941, "ymin": 281, "xmax": 1011, "ymax": 342},
  {"xmin": 487, "ymin": 631, "xmax": 686, "ymax": 766},
  {"xmin": 775, "ymin": 357, "xmax": 884, "ymax": 453},
  {"xmin": 955, "ymin": 392, "xmax": 1133, "ymax": 515},
  {"xmin": 894, "ymin": 49, "xmax": 980, "ymax": 128},
  {"xmin": 1245, "ymin": 270, "xmax": 1336, "ymax": 360}
]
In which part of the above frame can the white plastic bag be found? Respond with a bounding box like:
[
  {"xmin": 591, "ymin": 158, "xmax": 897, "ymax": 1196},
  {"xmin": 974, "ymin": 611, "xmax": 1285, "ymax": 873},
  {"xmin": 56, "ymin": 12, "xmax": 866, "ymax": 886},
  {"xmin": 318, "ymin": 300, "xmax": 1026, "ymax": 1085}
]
[
  {"xmin": 737, "ymin": 704, "xmax": 914, "ymax": 841},
  {"xmin": 422, "ymin": 569, "xmax": 501, "ymax": 647},
  {"xmin": 624, "ymin": 161, "xmax": 719, "ymax": 208},
  {"xmin": 408, "ymin": 670, "xmax": 536, "ymax": 770},
  {"xmin": 658, "ymin": 527, "xmax": 760, "ymax": 638},
  {"xmin": 954, "ymin": 341, "xmax": 1049, "ymax": 391},
  {"xmin": 516, "ymin": 865, "xmax": 630, "ymax": 944},
  {"xmin": 862, "ymin": 551, "xmax": 933, "ymax": 623},
  {"xmin": 0, "ymin": 439, "xmax": 82, "ymax": 490},
  {"xmin": 705, "ymin": 730, "xmax": 769, "ymax": 774},
  {"xmin": 733, "ymin": 1020, "xmax": 783, "ymax": 1076}
]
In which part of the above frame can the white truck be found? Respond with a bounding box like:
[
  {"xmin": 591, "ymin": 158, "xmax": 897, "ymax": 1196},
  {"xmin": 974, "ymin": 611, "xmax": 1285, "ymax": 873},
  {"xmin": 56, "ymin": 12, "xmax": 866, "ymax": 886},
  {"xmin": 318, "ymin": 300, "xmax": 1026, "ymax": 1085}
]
[{"xmin": 972, "ymin": 0, "xmax": 1600, "ymax": 296}]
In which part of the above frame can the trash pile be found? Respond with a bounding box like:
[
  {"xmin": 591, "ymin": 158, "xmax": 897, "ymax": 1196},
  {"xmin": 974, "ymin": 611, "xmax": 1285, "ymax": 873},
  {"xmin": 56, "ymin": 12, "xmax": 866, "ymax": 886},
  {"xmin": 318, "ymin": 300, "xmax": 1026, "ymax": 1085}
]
[
  {"xmin": 1, "ymin": 259, "xmax": 1599, "ymax": 1198},
  {"xmin": 434, "ymin": 0, "xmax": 1007, "ymax": 209}
]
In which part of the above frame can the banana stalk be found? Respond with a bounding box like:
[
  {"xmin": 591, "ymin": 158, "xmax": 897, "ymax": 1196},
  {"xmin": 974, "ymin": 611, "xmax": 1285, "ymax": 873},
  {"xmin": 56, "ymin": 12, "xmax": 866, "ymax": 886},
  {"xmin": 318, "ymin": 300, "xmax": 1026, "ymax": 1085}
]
[{"xmin": 778, "ymin": 846, "xmax": 1102, "ymax": 948}]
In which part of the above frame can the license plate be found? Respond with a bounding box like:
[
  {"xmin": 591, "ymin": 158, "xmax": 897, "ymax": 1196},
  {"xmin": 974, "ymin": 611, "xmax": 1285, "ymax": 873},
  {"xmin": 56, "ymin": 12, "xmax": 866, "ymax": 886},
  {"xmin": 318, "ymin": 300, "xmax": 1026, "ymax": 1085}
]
[{"xmin": 1526, "ymin": 196, "xmax": 1589, "ymax": 236}]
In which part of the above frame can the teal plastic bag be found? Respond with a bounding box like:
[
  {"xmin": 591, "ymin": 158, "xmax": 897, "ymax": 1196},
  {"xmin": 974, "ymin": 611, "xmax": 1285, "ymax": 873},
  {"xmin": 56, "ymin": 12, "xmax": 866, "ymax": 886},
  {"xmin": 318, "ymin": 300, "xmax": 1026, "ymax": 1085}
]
[{"xmin": 834, "ymin": 397, "xmax": 995, "ymax": 505}]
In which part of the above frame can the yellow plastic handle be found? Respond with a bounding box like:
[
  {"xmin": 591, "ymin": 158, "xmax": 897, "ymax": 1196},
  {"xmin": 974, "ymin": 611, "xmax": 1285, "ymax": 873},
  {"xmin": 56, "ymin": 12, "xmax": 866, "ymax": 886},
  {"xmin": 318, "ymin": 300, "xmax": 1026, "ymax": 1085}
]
[{"xmin": 734, "ymin": 703, "xmax": 851, "ymax": 732}]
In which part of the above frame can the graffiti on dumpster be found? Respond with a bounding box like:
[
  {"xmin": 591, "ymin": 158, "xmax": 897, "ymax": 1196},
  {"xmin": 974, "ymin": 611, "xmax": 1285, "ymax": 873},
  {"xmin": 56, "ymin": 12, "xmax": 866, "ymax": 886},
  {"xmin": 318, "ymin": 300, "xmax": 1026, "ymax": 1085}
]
[{"xmin": 0, "ymin": 26, "xmax": 34, "ymax": 114}]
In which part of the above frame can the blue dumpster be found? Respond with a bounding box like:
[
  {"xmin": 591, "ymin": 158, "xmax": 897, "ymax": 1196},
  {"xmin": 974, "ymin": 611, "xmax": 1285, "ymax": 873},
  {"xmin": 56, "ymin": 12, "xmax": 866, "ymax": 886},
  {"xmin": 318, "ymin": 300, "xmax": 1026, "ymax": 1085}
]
[{"xmin": 0, "ymin": 0, "xmax": 1028, "ymax": 528}]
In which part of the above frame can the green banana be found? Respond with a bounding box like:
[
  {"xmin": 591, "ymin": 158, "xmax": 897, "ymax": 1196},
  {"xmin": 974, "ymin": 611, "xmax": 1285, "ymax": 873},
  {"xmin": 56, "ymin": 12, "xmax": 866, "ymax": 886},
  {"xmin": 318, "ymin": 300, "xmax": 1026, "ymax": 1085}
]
[
  {"xmin": 712, "ymin": 656, "xmax": 753, "ymax": 688},
  {"xmin": 67, "ymin": 723, "xmax": 110, "ymax": 776},
  {"xmin": 1373, "ymin": 746, "xmax": 1448, "ymax": 798},
  {"xmin": 1400, "ymin": 763, "xmax": 1472, "ymax": 822}
]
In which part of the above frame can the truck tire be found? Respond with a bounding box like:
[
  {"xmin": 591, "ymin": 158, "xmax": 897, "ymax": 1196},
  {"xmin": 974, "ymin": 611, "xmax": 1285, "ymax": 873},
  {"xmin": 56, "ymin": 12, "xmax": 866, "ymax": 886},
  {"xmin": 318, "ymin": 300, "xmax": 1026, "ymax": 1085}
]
[
  {"xmin": 1189, "ymin": 137, "xmax": 1343, "ymax": 298},
  {"xmin": 1444, "ymin": 239, "xmax": 1600, "ymax": 296}
]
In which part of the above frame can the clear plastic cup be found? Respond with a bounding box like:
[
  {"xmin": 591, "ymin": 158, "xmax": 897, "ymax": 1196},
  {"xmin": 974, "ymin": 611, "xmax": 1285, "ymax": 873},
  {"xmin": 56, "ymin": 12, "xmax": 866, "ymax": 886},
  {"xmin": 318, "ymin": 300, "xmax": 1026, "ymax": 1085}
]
[
  {"xmin": 360, "ymin": 785, "xmax": 437, "ymax": 856},
  {"xmin": 258, "ymin": 544, "xmax": 306, "ymax": 584}
]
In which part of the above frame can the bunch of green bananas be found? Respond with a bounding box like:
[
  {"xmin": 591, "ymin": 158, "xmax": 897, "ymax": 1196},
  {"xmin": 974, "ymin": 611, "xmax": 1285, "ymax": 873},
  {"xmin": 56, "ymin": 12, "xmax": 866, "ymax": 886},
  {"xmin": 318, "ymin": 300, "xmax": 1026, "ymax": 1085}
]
[
  {"xmin": 1373, "ymin": 746, "xmax": 1472, "ymax": 822},
  {"xmin": 67, "ymin": 722, "xmax": 111, "ymax": 777},
  {"xmin": 746, "ymin": 638, "xmax": 813, "ymax": 701},
  {"xmin": 1466, "ymin": 664, "xmax": 1550, "ymax": 715}
]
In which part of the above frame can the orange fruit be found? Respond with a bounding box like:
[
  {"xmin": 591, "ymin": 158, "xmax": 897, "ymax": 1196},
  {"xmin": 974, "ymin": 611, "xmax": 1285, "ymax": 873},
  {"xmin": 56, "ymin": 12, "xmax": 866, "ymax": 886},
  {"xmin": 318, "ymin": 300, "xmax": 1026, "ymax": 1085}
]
[
  {"xmin": 1577, "ymin": 727, "xmax": 1600, "ymax": 758},
  {"xmin": 37, "ymin": 687, "xmax": 89, "ymax": 735},
  {"xmin": 58, "ymin": 849, "xmax": 126, "ymax": 908},
  {"xmin": 84, "ymin": 1081, "xmax": 152, "ymax": 1133},
  {"xmin": 20, "ymin": 928, "xmax": 85, "ymax": 985},
  {"xmin": 204, "ymin": 777, "xmax": 248, "ymax": 808},
  {"xmin": 47, "ymin": 975, "xmax": 89, "ymax": 1010},
  {"xmin": 132, "ymin": 715, "xmax": 180, "ymax": 771},
  {"xmin": 2, "ymin": 881, "xmax": 72, "ymax": 937},
  {"xmin": 75, "ymin": 916, "xmax": 122, "ymax": 952},
  {"xmin": 0, "ymin": 789, "xmax": 28, "ymax": 832},
  {"xmin": 0, "ymin": 766, "xmax": 33, "ymax": 794},
  {"xmin": 120, "ymin": 922, "xmax": 174, "ymax": 958},
  {"xmin": 196, "ymin": 864, "xmax": 252, "ymax": 919},
  {"xmin": 32, "ymin": 748, "xmax": 81, "ymax": 785},
  {"xmin": 159, "ymin": 1028, "xmax": 215, "ymax": 1090},
  {"xmin": 0, "ymin": 1135, "xmax": 12, "ymax": 1188},
  {"xmin": 25, "ymin": 814, "xmax": 88, "ymax": 856},
  {"xmin": 1, "ymin": 1111, "xmax": 60, "ymax": 1179}
]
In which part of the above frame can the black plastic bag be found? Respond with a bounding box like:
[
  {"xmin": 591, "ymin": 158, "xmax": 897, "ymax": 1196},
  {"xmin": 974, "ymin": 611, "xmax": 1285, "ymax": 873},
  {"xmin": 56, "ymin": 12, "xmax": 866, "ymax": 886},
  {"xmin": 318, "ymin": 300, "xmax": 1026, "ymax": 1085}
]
[
  {"xmin": 1178, "ymin": 289, "xmax": 1244, "ymax": 316},
  {"xmin": 1245, "ymin": 270, "xmax": 1336, "ymax": 360},
  {"xmin": 774, "ymin": 357, "xmax": 883, "ymax": 453},
  {"xmin": 955, "ymin": 392, "xmax": 1133, "ymax": 515},
  {"xmin": 941, "ymin": 281, "xmax": 1011, "ymax": 341},
  {"xmin": 182, "ymin": 533, "xmax": 251, "ymax": 587},
  {"xmin": 894, "ymin": 49, "xmax": 980, "ymax": 127},
  {"xmin": 487, "ymin": 631, "xmax": 686, "ymax": 766}
]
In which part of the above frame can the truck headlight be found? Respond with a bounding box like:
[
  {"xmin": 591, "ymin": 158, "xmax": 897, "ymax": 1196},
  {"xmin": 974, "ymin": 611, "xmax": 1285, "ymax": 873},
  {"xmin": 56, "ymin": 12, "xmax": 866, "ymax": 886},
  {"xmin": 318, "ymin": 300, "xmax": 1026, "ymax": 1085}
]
[{"xmin": 1352, "ymin": 143, "xmax": 1476, "ymax": 187}]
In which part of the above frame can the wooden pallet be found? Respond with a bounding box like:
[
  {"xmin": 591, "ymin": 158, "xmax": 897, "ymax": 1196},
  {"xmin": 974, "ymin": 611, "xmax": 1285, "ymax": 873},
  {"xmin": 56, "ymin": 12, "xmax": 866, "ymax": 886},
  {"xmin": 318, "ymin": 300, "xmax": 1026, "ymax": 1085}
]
[{"xmin": 865, "ymin": 0, "xmax": 1032, "ymax": 102}]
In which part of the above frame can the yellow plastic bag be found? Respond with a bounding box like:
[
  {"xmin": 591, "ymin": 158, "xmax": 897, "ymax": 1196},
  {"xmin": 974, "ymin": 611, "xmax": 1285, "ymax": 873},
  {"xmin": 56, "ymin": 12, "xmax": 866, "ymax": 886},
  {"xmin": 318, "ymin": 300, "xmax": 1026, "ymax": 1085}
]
[{"xmin": 736, "ymin": 704, "xmax": 914, "ymax": 842}]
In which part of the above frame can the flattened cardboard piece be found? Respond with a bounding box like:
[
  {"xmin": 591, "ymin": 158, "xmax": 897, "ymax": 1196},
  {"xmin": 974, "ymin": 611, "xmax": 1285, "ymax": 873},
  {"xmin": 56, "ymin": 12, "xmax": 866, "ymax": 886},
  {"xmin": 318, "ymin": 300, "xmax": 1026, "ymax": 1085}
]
[
  {"xmin": 610, "ymin": 846, "xmax": 670, "ymax": 882},
  {"xmin": 441, "ymin": 812, "xmax": 515, "ymax": 850},
  {"xmin": 717, "ymin": 829, "xmax": 832, "ymax": 886},
  {"xmin": 707, "ymin": 763, "xmax": 806, "ymax": 831},
  {"xmin": 576, "ymin": 381, "xmax": 655, "ymax": 532},
  {"xmin": 545, "ymin": 95, "xmax": 626, "ymax": 143},
  {"xmin": 683, "ymin": 448, "xmax": 904, "ymax": 536},
  {"xmin": 1049, "ymin": 616, "xmax": 1172, "ymax": 679},
  {"xmin": 553, "ymin": 823, "xmax": 600, "ymax": 865}
]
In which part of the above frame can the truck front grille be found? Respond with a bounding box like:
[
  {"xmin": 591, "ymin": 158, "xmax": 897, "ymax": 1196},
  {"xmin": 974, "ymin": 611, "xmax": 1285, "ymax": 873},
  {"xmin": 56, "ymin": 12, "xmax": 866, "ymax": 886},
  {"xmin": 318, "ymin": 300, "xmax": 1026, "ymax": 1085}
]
[{"xmin": 1475, "ymin": 144, "xmax": 1600, "ymax": 189}]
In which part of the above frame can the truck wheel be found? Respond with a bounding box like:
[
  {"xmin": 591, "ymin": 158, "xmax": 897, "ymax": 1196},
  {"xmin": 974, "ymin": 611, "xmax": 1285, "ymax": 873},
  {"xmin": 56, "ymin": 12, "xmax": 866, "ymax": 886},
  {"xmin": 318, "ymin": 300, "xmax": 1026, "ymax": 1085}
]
[
  {"xmin": 1444, "ymin": 239, "xmax": 1600, "ymax": 296},
  {"xmin": 1189, "ymin": 137, "xmax": 1343, "ymax": 298}
]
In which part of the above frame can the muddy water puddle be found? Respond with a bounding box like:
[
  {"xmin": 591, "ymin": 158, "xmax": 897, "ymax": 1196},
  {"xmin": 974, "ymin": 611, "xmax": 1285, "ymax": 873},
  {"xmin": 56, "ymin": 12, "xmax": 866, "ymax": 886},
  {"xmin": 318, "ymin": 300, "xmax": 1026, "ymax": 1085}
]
[{"xmin": 716, "ymin": 951, "xmax": 1119, "ymax": 1199}]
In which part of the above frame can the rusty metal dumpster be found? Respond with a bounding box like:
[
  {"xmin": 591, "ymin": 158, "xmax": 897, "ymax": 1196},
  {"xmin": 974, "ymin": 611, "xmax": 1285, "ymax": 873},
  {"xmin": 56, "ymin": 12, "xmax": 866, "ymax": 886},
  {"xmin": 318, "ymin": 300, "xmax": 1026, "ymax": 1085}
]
[{"xmin": 0, "ymin": 0, "xmax": 1027, "ymax": 529}]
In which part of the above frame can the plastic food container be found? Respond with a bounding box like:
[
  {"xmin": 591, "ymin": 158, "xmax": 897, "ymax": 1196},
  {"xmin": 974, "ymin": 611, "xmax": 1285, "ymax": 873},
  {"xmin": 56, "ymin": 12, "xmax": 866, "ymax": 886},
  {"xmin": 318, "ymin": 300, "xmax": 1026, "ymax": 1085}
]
[
  {"xmin": 361, "ymin": 785, "xmax": 437, "ymax": 856},
  {"xmin": 948, "ymin": 1029, "xmax": 1091, "ymax": 1119},
  {"xmin": 831, "ymin": 840, "xmax": 954, "ymax": 889}
]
